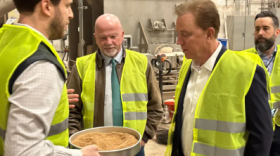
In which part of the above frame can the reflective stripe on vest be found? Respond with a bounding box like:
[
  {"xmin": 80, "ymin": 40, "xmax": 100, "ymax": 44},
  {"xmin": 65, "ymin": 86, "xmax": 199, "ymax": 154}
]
[
  {"xmin": 122, "ymin": 93, "xmax": 148, "ymax": 102},
  {"xmin": 48, "ymin": 118, "xmax": 69, "ymax": 137},
  {"xmin": 0, "ymin": 119, "xmax": 68, "ymax": 139},
  {"xmin": 193, "ymin": 142, "xmax": 244, "ymax": 156},
  {"xmin": 76, "ymin": 50, "xmax": 148, "ymax": 136},
  {"xmin": 125, "ymin": 112, "xmax": 147, "ymax": 120},
  {"xmin": 165, "ymin": 50, "xmax": 261, "ymax": 156},
  {"xmin": 274, "ymin": 102, "xmax": 280, "ymax": 109},
  {"xmin": 195, "ymin": 119, "xmax": 246, "ymax": 133},
  {"xmin": 272, "ymin": 86, "xmax": 280, "ymax": 94},
  {"xmin": 0, "ymin": 25, "xmax": 69, "ymax": 155},
  {"xmin": 0, "ymin": 127, "xmax": 5, "ymax": 141}
]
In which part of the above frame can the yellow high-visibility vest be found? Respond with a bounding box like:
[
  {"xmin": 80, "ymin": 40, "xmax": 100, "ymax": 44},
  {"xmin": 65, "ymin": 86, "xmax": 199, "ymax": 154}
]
[
  {"xmin": 244, "ymin": 46, "xmax": 280, "ymax": 126},
  {"xmin": 0, "ymin": 24, "xmax": 69, "ymax": 156},
  {"xmin": 165, "ymin": 50, "xmax": 271, "ymax": 156},
  {"xmin": 76, "ymin": 50, "xmax": 148, "ymax": 136}
]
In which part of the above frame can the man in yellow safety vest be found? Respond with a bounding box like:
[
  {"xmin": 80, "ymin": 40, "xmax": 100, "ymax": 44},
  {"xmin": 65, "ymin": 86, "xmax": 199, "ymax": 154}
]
[
  {"xmin": 165, "ymin": 1, "xmax": 273, "ymax": 156},
  {"xmin": 0, "ymin": 0, "xmax": 100, "ymax": 155},
  {"xmin": 243, "ymin": 11, "xmax": 280, "ymax": 156},
  {"xmin": 67, "ymin": 13, "xmax": 163, "ymax": 156}
]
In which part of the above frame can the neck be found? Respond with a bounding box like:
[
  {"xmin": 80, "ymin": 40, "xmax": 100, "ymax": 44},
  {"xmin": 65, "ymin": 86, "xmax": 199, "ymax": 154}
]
[
  {"xmin": 196, "ymin": 40, "xmax": 219, "ymax": 66},
  {"xmin": 261, "ymin": 45, "xmax": 275, "ymax": 58},
  {"xmin": 18, "ymin": 14, "xmax": 49, "ymax": 39}
]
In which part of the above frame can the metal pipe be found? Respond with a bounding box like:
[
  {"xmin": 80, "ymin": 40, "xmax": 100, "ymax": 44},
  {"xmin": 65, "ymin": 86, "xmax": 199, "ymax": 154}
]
[
  {"xmin": 248, "ymin": 0, "xmax": 251, "ymax": 15},
  {"xmin": 0, "ymin": 0, "xmax": 15, "ymax": 18},
  {"xmin": 235, "ymin": 0, "xmax": 240, "ymax": 15},
  {"xmin": 78, "ymin": 0, "xmax": 84, "ymax": 56}
]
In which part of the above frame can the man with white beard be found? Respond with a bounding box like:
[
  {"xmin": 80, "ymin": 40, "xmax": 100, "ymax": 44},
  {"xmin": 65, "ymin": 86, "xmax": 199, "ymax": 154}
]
[{"xmin": 67, "ymin": 14, "xmax": 163, "ymax": 156}]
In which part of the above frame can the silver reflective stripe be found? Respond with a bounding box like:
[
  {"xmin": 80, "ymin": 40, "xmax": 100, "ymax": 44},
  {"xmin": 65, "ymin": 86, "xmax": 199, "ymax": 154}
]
[
  {"xmin": 125, "ymin": 112, "xmax": 147, "ymax": 120},
  {"xmin": 273, "ymin": 102, "xmax": 280, "ymax": 109},
  {"xmin": 0, "ymin": 127, "xmax": 5, "ymax": 140},
  {"xmin": 122, "ymin": 93, "xmax": 148, "ymax": 102},
  {"xmin": 195, "ymin": 118, "xmax": 245, "ymax": 133},
  {"xmin": 193, "ymin": 142, "xmax": 244, "ymax": 156},
  {"xmin": 47, "ymin": 118, "xmax": 68, "ymax": 137},
  {"xmin": 271, "ymin": 86, "xmax": 280, "ymax": 94}
]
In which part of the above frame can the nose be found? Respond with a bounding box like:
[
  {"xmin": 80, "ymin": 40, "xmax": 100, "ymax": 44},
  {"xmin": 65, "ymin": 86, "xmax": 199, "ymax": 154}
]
[
  {"xmin": 69, "ymin": 7, "xmax": 74, "ymax": 19},
  {"xmin": 258, "ymin": 28, "xmax": 265, "ymax": 36},
  {"xmin": 105, "ymin": 38, "xmax": 113, "ymax": 45},
  {"xmin": 177, "ymin": 35, "xmax": 184, "ymax": 45}
]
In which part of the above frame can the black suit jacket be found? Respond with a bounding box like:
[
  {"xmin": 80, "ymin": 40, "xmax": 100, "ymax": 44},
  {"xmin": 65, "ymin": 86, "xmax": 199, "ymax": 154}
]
[{"xmin": 171, "ymin": 46, "xmax": 273, "ymax": 156}]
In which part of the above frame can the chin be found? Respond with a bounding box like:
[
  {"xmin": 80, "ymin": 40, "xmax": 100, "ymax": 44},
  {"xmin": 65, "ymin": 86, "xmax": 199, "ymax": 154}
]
[
  {"xmin": 184, "ymin": 53, "xmax": 193, "ymax": 60},
  {"xmin": 103, "ymin": 51, "xmax": 118, "ymax": 57}
]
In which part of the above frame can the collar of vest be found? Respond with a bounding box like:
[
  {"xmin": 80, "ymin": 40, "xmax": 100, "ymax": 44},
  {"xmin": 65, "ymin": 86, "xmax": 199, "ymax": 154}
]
[{"xmin": 96, "ymin": 45, "xmax": 127, "ymax": 69}]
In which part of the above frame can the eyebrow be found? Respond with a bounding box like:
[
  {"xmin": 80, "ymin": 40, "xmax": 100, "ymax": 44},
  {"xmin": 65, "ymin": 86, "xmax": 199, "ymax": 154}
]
[{"xmin": 99, "ymin": 33, "xmax": 119, "ymax": 37}]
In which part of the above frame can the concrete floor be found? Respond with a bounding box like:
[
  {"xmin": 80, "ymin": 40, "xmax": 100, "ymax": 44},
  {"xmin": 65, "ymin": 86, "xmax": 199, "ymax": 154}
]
[
  {"xmin": 145, "ymin": 124, "xmax": 170, "ymax": 156},
  {"xmin": 145, "ymin": 137, "xmax": 167, "ymax": 156}
]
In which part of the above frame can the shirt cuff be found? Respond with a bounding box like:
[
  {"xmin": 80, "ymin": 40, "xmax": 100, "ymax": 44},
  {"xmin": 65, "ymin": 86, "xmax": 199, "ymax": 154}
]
[
  {"xmin": 69, "ymin": 149, "xmax": 83, "ymax": 156},
  {"xmin": 54, "ymin": 146, "xmax": 83, "ymax": 156},
  {"xmin": 142, "ymin": 131, "xmax": 150, "ymax": 143}
]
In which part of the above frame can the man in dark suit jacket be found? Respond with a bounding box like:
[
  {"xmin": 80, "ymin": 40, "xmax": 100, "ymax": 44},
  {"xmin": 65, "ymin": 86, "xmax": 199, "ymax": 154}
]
[{"xmin": 165, "ymin": 1, "xmax": 273, "ymax": 156}]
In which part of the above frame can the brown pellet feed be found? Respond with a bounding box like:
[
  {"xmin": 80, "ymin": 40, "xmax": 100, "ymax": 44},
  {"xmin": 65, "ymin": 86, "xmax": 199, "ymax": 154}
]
[{"xmin": 72, "ymin": 132, "xmax": 138, "ymax": 151}]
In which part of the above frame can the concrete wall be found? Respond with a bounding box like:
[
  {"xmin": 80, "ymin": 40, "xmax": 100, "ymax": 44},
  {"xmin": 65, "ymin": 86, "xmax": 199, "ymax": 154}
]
[
  {"xmin": 71, "ymin": 0, "xmax": 265, "ymax": 59},
  {"xmin": 104, "ymin": 0, "xmax": 184, "ymax": 49},
  {"xmin": 103, "ymin": 0, "xmax": 263, "ymax": 47}
]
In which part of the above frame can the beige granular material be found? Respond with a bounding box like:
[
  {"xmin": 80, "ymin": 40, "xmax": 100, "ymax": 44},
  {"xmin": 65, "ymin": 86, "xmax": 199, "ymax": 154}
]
[{"xmin": 72, "ymin": 132, "xmax": 138, "ymax": 151}]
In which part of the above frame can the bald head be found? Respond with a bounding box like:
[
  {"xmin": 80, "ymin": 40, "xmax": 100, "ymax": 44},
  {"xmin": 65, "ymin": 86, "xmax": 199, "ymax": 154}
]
[
  {"xmin": 95, "ymin": 14, "xmax": 123, "ymax": 32},
  {"xmin": 94, "ymin": 14, "xmax": 124, "ymax": 58}
]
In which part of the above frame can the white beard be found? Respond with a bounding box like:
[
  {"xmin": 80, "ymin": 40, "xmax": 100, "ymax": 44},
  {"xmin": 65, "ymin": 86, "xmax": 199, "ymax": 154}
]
[{"xmin": 103, "ymin": 48, "xmax": 118, "ymax": 57}]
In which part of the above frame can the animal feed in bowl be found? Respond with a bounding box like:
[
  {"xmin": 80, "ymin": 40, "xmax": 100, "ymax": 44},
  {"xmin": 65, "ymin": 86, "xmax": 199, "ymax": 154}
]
[{"xmin": 72, "ymin": 132, "xmax": 138, "ymax": 151}]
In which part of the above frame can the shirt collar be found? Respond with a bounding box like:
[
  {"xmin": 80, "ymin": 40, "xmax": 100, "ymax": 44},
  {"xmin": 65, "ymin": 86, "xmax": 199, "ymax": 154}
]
[
  {"xmin": 191, "ymin": 41, "xmax": 222, "ymax": 72},
  {"xmin": 13, "ymin": 23, "xmax": 51, "ymax": 44},
  {"xmin": 100, "ymin": 46, "xmax": 123, "ymax": 65},
  {"xmin": 257, "ymin": 45, "xmax": 277, "ymax": 57}
]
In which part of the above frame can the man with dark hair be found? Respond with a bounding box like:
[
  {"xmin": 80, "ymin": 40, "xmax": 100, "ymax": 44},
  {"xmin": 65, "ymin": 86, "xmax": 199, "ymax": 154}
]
[
  {"xmin": 165, "ymin": 1, "xmax": 273, "ymax": 156},
  {"xmin": 244, "ymin": 11, "xmax": 280, "ymax": 156},
  {"xmin": 0, "ymin": 0, "xmax": 99, "ymax": 156}
]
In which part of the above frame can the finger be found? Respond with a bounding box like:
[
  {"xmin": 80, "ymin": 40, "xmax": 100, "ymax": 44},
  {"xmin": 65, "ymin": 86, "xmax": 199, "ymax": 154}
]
[
  {"xmin": 68, "ymin": 94, "xmax": 79, "ymax": 98},
  {"xmin": 67, "ymin": 89, "xmax": 75, "ymax": 94},
  {"xmin": 69, "ymin": 105, "xmax": 75, "ymax": 108},
  {"xmin": 68, "ymin": 99, "xmax": 79, "ymax": 103}
]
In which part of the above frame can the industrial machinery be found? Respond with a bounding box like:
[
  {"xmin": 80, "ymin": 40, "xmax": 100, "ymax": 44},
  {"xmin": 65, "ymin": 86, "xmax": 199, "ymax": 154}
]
[{"xmin": 138, "ymin": 19, "xmax": 184, "ymax": 76}]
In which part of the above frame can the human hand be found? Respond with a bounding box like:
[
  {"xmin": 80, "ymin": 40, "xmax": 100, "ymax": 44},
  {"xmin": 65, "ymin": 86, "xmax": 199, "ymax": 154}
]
[
  {"xmin": 81, "ymin": 145, "xmax": 100, "ymax": 156},
  {"xmin": 67, "ymin": 89, "xmax": 79, "ymax": 108},
  {"xmin": 140, "ymin": 140, "xmax": 146, "ymax": 146}
]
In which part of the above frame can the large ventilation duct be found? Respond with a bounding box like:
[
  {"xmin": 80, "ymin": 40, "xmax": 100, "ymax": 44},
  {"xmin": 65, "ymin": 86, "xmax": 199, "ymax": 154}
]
[{"xmin": 0, "ymin": 0, "xmax": 15, "ymax": 18}]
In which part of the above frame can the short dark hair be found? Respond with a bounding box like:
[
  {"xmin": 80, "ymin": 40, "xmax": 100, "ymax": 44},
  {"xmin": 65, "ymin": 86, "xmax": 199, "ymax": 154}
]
[
  {"xmin": 13, "ymin": 0, "xmax": 61, "ymax": 14},
  {"xmin": 255, "ymin": 11, "xmax": 279, "ymax": 28},
  {"xmin": 175, "ymin": 0, "xmax": 220, "ymax": 38}
]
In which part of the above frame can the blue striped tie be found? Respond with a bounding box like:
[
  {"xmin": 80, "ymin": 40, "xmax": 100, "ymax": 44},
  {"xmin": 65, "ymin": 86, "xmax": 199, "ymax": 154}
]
[{"xmin": 111, "ymin": 59, "xmax": 123, "ymax": 126}]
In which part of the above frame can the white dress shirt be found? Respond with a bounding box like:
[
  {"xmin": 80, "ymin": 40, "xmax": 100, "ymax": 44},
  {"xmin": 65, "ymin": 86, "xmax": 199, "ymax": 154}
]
[
  {"xmin": 181, "ymin": 42, "xmax": 222, "ymax": 156},
  {"xmin": 100, "ymin": 48, "xmax": 123, "ymax": 126},
  {"xmin": 5, "ymin": 24, "xmax": 82, "ymax": 156}
]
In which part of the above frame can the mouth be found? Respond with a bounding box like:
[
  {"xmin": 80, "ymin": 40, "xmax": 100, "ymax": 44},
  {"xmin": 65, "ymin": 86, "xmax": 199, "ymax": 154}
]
[{"xmin": 257, "ymin": 38, "xmax": 266, "ymax": 42}]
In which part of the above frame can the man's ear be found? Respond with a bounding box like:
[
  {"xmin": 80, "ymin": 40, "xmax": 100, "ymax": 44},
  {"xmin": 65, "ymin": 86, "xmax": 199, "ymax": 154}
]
[
  {"xmin": 206, "ymin": 27, "xmax": 215, "ymax": 40},
  {"xmin": 93, "ymin": 33, "xmax": 96, "ymax": 40},
  {"xmin": 275, "ymin": 28, "xmax": 280, "ymax": 38},
  {"xmin": 40, "ymin": 0, "xmax": 53, "ymax": 17}
]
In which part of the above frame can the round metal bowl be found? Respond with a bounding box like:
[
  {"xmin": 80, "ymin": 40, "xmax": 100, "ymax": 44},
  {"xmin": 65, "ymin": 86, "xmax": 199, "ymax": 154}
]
[{"xmin": 69, "ymin": 126, "xmax": 141, "ymax": 156}]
